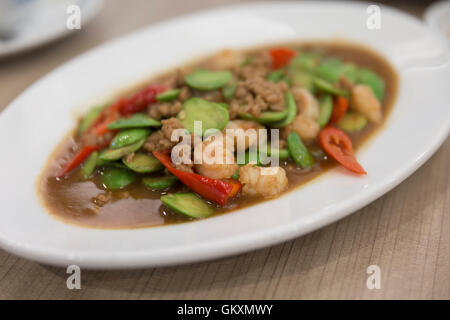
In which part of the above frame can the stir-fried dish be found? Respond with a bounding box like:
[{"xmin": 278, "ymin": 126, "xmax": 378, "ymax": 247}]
[{"xmin": 39, "ymin": 42, "xmax": 397, "ymax": 228}]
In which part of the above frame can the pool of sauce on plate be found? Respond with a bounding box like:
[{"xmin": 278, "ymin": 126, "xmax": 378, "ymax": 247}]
[{"xmin": 38, "ymin": 41, "xmax": 398, "ymax": 229}]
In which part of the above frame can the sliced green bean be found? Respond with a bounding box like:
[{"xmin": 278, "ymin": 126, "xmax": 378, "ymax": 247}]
[
  {"xmin": 185, "ymin": 69, "xmax": 232, "ymax": 91},
  {"xmin": 238, "ymin": 150, "xmax": 267, "ymax": 167},
  {"xmin": 142, "ymin": 175, "xmax": 178, "ymax": 190},
  {"xmin": 313, "ymin": 77, "xmax": 349, "ymax": 97},
  {"xmin": 79, "ymin": 106, "xmax": 104, "ymax": 135},
  {"xmin": 271, "ymin": 91, "xmax": 297, "ymax": 128},
  {"xmin": 239, "ymin": 108, "xmax": 289, "ymax": 124},
  {"xmin": 122, "ymin": 153, "xmax": 163, "ymax": 173},
  {"xmin": 110, "ymin": 128, "xmax": 150, "ymax": 149},
  {"xmin": 358, "ymin": 68, "xmax": 385, "ymax": 101},
  {"xmin": 240, "ymin": 56, "xmax": 253, "ymax": 67},
  {"xmin": 317, "ymin": 94, "xmax": 333, "ymax": 128},
  {"xmin": 96, "ymin": 158, "xmax": 128, "ymax": 169},
  {"xmin": 107, "ymin": 114, "xmax": 161, "ymax": 130},
  {"xmin": 314, "ymin": 58, "xmax": 342, "ymax": 83},
  {"xmin": 156, "ymin": 89, "xmax": 180, "ymax": 102},
  {"xmin": 179, "ymin": 97, "xmax": 229, "ymax": 135},
  {"xmin": 99, "ymin": 139, "xmax": 145, "ymax": 161},
  {"xmin": 222, "ymin": 83, "xmax": 236, "ymax": 100},
  {"xmin": 289, "ymin": 71, "xmax": 315, "ymax": 92},
  {"xmin": 80, "ymin": 151, "xmax": 98, "ymax": 180},
  {"xmin": 287, "ymin": 132, "xmax": 315, "ymax": 168},
  {"xmin": 266, "ymin": 70, "xmax": 285, "ymax": 82},
  {"xmin": 341, "ymin": 63, "xmax": 358, "ymax": 84},
  {"xmin": 337, "ymin": 112, "xmax": 368, "ymax": 133},
  {"xmin": 217, "ymin": 102, "xmax": 228, "ymax": 109},
  {"xmin": 290, "ymin": 52, "xmax": 321, "ymax": 70},
  {"xmin": 161, "ymin": 193, "xmax": 213, "ymax": 218},
  {"xmin": 101, "ymin": 167, "xmax": 136, "ymax": 190},
  {"xmin": 267, "ymin": 148, "xmax": 290, "ymax": 161}
]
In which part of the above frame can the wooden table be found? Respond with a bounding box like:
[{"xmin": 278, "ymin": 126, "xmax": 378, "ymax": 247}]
[{"xmin": 0, "ymin": 0, "xmax": 448, "ymax": 299}]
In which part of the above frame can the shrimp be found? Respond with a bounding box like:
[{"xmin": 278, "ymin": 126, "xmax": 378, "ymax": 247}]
[
  {"xmin": 239, "ymin": 164, "xmax": 288, "ymax": 198},
  {"xmin": 284, "ymin": 114, "xmax": 320, "ymax": 142},
  {"xmin": 283, "ymin": 87, "xmax": 321, "ymax": 142},
  {"xmin": 205, "ymin": 49, "xmax": 245, "ymax": 70},
  {"xmin": 193, "ymin": 134, "xmax": 238, "ymax": 179},
  {"xmin": 226, "ymin": 120, "xmax": 265, "ymax": 152},
  {"xmin": 291, "ymin": 86, "xmax": 319, "ymax": 120},
  {"xmin": 350, "ymin": 84, "xmax": 382, "ymax": 124}
]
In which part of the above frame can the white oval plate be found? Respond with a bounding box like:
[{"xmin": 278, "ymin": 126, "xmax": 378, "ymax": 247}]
[{"xmin": 0, "ymin": 2, "xmax": 449, "ymax": 269}]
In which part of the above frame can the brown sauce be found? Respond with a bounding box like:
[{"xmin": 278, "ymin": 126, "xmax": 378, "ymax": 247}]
[{"xmin": 38, "ymin": 41, "xmax": 398, "ymax": 229}]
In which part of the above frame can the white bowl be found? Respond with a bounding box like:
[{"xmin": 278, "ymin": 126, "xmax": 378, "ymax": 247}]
[
  {"xmin": 0, "ymin": 0, "xmax": 103, "ymax": 58},
  {"xmin": 425, "ymin": 0, "xmax": 450, "ymax": 43},
  {"xmin": 0, "ymin": 1, "xmax": 449, "ymax": 269}
]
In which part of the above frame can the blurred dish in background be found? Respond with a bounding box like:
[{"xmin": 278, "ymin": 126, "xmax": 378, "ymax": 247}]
[
  {"xmin": 425, "ymin": 0, "xmax": 450, "ymax": 41},
  {"xmin": 0, "ymin": 0, "xmax": 37, "ymax": 38},
  {"xmin": 0, "ymin": 0, "xmax": 103, "ymax": 58}
]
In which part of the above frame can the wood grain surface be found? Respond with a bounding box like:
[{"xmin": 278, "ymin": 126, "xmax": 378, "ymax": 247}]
[{"xmin": 0, "ymin": 0, "xmax": 448, "ymax": 300}]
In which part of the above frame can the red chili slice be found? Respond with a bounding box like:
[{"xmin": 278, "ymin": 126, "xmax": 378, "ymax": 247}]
[
  {"xmin": 59, "ymin": 145, "xmax": 100, "ymax": 177},
  {"xmin": 319, "ymin": 127, "xmax": 366, "ymax": 175},
  {"xmin": 119, "ymin": 84, "xmax": 166, "ymax": 116},
  {"xmin": 152, "ymin": 150, "xmax": 241, "ymax": 205},
  {"xmin": 330, "ymin": 96, "xmax": 349, "ymax": 123},
  {"xmin": 269, "ymin": 47, "xmax": 296, "ymax": 69}
]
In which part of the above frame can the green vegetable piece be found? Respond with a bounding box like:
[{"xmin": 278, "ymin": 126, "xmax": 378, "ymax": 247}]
[
  {"xmin": 239, "ymin": 108, "xmax": 289, "ymax": 124},
  {"xmin": 222, "ymin": 83, "xmax": 236, "ymax": 100},
  {"xmin": 287, "ymin": 132, "xmax": 315, "ymax": 168},
  {"xmin": 96, "ymin": 158, "xmax": 128, "ymax": 169},
  {"xmin": 79, "ymin": 106, "xmax": 103, "ymax": 135},
  {"xmin": 267, "ymin": 70, "xmax": 285, "ymax": 82},
  {"xmin": 358, "ymin": 68, "xmax": 385, "ymax": 101},
  {"xmin": 99, "ymin": 139, "xmax": 145, "ymax": 161},
  {"xmin": 161, "ymin": 193, "xmax": 213, "ymax": 218},
  {"xmin": 110, "ymin": 128, "xmax": 150, "ymax": 149},
  {"xmin": 179, "ymin": 97, "xmax": 229, "ymax": 135},
  {"xmin": 290, "ymin": 52, "xmax": 321, "ymax": 70},
  {"xmin": 231, "ymin": 169, "xmax": 240, "ymax": 180},
  {"xmin": 313, "ymin": 77, "xmax": 349, "ymax": 97},
  {"xmin": 101, "ymin": 167, "xmax": 136, "ymax": 190},
  {"xmin": 341, "ymin": 63, "xmax": 359, "ymax": 84},
  {"xmin": 267, "ymin": 70, "xmax": 290, "ymax": 85},
  {"xmin": 107, "ymin": 114, "xmax": 161, "ymax": 130},
  {"xmin": 317, "ymin": 94, "xmax": 333, "ymax": 128},
  {"xmin": 80, "ymin": 151, "xmax": 98, "ymax": 180},
  {"xmin": 239, "ymin": 150, "xmax": 267, "ymax": 167},
  {"xmin": 218, "ymin": 102, "xmax": 228, "ymax": 109},
  {"xmin": 290, "ymin": 71, "xmax": 315, "ymax": 92},
  {"xmin": 337, "ymin": 112, "xmax": 368, "ymax": 133},
  {"xmin": 142, "ymin": 175, "xmax": 178, "ymax": 190},
  {"xmin": 184, "ymin": 69, "xmax": 232, "ymax": 91},
  {"xmin": 122, "ymin": 153, "xmax": 163, "ymax": 173},
  {"xmin": 267, "ymin": 148, "xmax": 290, "ymax": 161},
  {"xmin": 271, "ymin": 91, "xmax": 297, "ymax": 128},
  {"xmin": 240, "ymin": 57, "xmax": 253, "ymax": 67},
  {"xmin": 156, "ymin": 89, "xmax": 180, "ymax": 102},
  {"xmin": 314, "ymin": 58, "xmax": 342, "ymax": 83}
]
